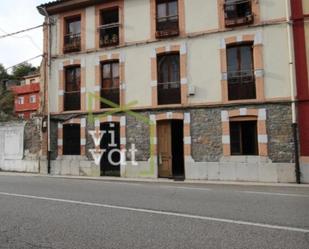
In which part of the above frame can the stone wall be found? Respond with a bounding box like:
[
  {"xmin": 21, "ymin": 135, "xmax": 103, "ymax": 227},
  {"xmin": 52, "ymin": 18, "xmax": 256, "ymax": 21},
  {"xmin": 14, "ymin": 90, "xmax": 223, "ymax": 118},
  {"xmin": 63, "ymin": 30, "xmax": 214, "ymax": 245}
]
[
  {"xmin": 126, "ymin": 113, "xmax": 151, "ymax": 161},
  {"xmin": 191, "ymin": 108, "xmax": 223, "ymax": 162},
  {"xmin": 48, "ymin": 103, "xmax": 298, "ymax": 182},
  {"xmin": 0, "ymin": 118, "xmax": 42, "ymax": 173},
  {"xmin": 123, "ymin": 103, "xmax": 295, "ymax": 164}
]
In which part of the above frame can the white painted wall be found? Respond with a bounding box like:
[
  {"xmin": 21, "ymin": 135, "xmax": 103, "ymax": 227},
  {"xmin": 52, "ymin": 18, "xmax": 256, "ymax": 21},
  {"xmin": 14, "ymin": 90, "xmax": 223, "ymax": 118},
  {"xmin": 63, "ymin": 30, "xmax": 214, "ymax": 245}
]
[
  {"xmin": 85, "ymin": 6, "xmax": 96, "ymax": 50},
  {"xmin": 48, "ymin": 0, "xmax": 292, "ymax": 112},
  {"xmin": 184, "ymin": 0, "xmax": 219, "ymax": 33},
  {"xmin": 124, "ymin": 0, "xmax": 150, "ymax": 42},
  {"xmin": 260, "ymin": 0, "xmax": 287, "ymax": 22}
]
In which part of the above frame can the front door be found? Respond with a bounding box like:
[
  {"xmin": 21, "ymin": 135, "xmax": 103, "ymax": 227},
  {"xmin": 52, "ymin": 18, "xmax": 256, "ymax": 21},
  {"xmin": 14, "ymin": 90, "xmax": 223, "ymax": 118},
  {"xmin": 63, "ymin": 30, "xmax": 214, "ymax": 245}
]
[
  {"xmin": 100, "ymin": 122, "xmax": 120, "ymax": 177},
  {"xmin": 157, "ymin": 121, "xmax": 172, "ymax": 178}
]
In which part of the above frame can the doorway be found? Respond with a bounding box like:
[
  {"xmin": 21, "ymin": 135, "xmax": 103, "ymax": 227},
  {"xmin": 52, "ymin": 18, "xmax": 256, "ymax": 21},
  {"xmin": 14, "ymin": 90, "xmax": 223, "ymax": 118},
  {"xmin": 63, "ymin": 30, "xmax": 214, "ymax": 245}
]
[
  {"xmin": 100, "ymin": 122, "xmax": 120, "ymax": 177},
  {"xmin": 157, "ymin": 120, "xmax": 185, "ymax": 179}
]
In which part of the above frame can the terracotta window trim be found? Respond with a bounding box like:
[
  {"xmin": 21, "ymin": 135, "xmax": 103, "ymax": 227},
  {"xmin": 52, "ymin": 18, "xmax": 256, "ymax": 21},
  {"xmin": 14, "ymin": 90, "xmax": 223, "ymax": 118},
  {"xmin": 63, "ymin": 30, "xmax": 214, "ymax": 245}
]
[
  {"xmin": 58, "ymin": 59, "xmax": 86, "ymax": 113},
  {"xmin": 95, "ymin": 1, "xmax": 124, "ymax": 50},
  {"xmin": 221, "ymin": 108, "xmax": 268, "ymax": 157},
  {"xmin": 151, "ymin": 44, "xmax": 188, "ymax": 107},
  {"xmin": 57, "ymin": 118, "xmax": 87, "ymax": 156},
  {"xmin": 59, "ymin": 9, "xmax": 86, "ymax": 55},
  {"xmin": 150, "ymin": 0, "xmax": 185, "ymax": 40},
  {"xmin": 217, "ymin": 0, "xmax": 260, "ymax": 30},
  {"xmin": 220, "ymin": 34, "xmax": 265, "ymax": 104},
  {"xmin": 94, "ymin": 53, "xmax": 125, "ymax": 111}
]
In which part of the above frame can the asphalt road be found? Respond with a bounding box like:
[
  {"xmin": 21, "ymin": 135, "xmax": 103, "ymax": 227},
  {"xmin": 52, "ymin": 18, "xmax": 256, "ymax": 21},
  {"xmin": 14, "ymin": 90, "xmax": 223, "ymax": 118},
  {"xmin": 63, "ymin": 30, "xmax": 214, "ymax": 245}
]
[{"xmin": 0, "ymin": 175, "xmax": 308, "ymax": 249}]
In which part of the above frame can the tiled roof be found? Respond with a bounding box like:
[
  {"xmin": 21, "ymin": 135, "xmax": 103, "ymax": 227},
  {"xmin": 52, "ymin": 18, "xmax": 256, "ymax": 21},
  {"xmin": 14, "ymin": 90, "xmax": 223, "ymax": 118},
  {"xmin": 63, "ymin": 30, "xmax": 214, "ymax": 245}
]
[
  {"xmin": 37, "ymin": 0, "xmax": 67, "ymax": 8},
  {"xmin": 11, "ymin": 83, "xmax": 40, "ymax": 95}
]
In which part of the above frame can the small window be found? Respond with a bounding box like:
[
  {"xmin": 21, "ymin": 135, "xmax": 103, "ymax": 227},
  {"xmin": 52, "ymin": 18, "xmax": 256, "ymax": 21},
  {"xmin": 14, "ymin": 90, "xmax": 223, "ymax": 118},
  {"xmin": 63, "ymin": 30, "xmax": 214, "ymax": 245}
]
[
  {"xmin": 18, "ymin": 97, "xmax": 24, "ymax": 105},
  {"xmin": 99, "ymin": 8, "xmax": 119, "ymax": 47},
  {"xmin": 63, "ymin": 124, "xmax": 81, "ymax": 155},
  {"xmin": 30, "ymin": 79, "xmax": 36, "ymax": 84},
  {"xmin": 64, "ymin": 16, "xmax": 81, "ymax": 53},
  {"xmin": 29, "ymin": 95, "xmax": 36, "ymax": 103},
  {"xmin": 230, "ymin": 120, "xmax": 258, "ymax": 155},
  {"xmin": 157, "ymin": 53, "xmax": 181, "ymax": 105},
  {"xmin": 224, "ymin": 0, "xmax": 253, "ymax": 27},
  {"xmin": 18, "ymin": 113, "xmax": 24, "ymax": 119},
  {"xmin": 227, "ymin": 43, "xmax": 256, "ymax": 100},
  {"xmin": 156, "ymin": 0, "xmax": 179, "ymax": 38},
  {"xmin": 101, "ymin": 61, "xmax": 120, "ymax": 108},
  {"xmin": 64, "ymin": 66, "xmax": 81, "ymax": 111}
]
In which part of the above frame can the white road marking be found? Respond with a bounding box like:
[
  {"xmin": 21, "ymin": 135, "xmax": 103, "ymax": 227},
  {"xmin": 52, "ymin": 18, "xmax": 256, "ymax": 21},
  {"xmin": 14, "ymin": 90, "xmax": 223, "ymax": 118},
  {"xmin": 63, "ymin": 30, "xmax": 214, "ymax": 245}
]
[
  {"xmin": 160, "ymin": 186, "xmax": 212, "ymax": 191},
  {"xmin": 0, "ymin": 191, "xmax": 308, "ymax": 233},
  {"xmin": 240, "ymin": 191, "xmax": 309, "ymax": 198}
]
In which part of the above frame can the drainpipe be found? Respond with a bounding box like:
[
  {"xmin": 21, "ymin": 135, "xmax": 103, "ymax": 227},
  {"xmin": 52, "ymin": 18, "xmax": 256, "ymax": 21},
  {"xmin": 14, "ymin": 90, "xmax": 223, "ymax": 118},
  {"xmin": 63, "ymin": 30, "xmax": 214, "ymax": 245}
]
[
  {"xmin": 38, "ymin": 6, "xmax": 52, "ymax": 174},
  {"xmin": 285, "ymin": 0, "xmax": 301, "ymax": 183}
]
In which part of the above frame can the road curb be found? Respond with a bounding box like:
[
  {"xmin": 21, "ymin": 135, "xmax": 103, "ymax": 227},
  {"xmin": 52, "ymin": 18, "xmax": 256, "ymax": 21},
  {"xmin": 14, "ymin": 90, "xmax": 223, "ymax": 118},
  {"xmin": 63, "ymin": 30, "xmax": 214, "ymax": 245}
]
[{"xmin": 1, "ymin": 172, "xmax": 309, "ymax": 188}]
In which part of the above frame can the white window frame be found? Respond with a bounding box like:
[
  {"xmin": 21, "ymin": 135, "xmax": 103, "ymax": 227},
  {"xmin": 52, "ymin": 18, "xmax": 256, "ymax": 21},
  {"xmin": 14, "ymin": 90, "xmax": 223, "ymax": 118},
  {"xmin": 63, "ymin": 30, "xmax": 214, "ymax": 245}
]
[
  {"xmin": 18, "ymin": 97, "xmax": 24, "ymax": 105},
  {"xmin": 30, "ymin": 95, "xmax": 36, "ymax": 104}
]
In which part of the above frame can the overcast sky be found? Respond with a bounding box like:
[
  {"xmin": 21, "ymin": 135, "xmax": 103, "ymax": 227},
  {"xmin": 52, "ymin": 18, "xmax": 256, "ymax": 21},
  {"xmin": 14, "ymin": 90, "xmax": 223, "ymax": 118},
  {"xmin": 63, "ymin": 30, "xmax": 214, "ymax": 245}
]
[{"xmin": 0, "ymin": 0, "xmax": 51, "ymax": 71}]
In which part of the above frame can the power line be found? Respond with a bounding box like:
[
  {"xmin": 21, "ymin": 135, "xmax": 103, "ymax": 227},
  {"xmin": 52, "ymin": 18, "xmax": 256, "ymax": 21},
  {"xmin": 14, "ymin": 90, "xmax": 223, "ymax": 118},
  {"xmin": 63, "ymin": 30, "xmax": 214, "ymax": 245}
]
[
  {"xmin": 4, "ymin": 55, "xmax": 43, "ymax": 71},
  {"xmin": 0, "ymin": 25, "xmax": 43, "ymax": 39},
  {"xmin": 0, "ymin": 27, "xmax": 42, "ymax": 52}
]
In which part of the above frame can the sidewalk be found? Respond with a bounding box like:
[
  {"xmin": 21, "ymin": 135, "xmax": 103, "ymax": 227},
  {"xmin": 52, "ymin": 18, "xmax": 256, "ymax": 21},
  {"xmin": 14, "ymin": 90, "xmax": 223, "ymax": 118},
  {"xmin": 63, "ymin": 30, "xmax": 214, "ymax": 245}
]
[{"xmin": 1, "ymin": 171, "xmax": 309, "ymax": 187}]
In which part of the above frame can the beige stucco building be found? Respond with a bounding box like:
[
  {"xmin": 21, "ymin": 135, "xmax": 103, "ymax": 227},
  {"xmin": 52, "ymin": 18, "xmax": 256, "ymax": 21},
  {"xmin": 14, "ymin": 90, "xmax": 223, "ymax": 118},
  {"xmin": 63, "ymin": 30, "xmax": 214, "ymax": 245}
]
[{"xmin": 38, "ymin": 0, "xmax": 308, "ymax": 183}]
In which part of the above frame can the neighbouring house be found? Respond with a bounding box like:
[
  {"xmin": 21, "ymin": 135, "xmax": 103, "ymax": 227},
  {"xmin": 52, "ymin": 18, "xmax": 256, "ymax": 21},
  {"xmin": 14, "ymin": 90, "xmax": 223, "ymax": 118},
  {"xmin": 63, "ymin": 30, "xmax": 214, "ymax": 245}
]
[
  {"xmin": 11, "ymin": 74, "xmax": 40, "ymax": 119},
  {"xmin": 291, "ymin": 0, "xmax": 309, "ymax": 182},
  {"xmin": 37, "ymin": 0, "xmax": 309, "ymax": 183}
]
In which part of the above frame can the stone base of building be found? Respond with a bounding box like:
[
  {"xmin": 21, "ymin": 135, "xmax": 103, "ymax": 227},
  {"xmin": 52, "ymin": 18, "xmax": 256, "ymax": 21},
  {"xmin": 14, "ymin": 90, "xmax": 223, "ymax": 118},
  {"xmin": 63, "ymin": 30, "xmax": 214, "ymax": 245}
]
[
  {"xmin": 45, "ymin": 157, "xmax": 299, "ymax": 183},
  {"xmin": 300, "ymin": 160, "xmax": 309, "ymax": 183},
  {"xmin": 185, "ymin": 156, "xmax": 296, "ymax": 183},
  {"xmin": 0, "ymin": 159, "xmax": 40, "ymax": 173},
  {"xmin": 50, "ymin": 156, "xmax": 99, "ymax": 176}
]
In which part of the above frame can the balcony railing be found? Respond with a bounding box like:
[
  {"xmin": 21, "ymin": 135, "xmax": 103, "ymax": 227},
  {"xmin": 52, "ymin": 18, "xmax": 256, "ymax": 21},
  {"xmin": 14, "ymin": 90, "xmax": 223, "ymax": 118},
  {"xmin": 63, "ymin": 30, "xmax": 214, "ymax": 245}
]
[
  {"xmin": 224, "ymin": 0, "xmax": 253, "ymax": 27},
  {"xmin": 157, "ymin": 81, "xmax": 181, "ymax": 105},
  {"xmin": 100, "ymin": 87, "xmax": 120, "ymax": 109},
  {"xmin": 156, "ymin": 15, "xmax": 179, "ymax": 38},
  {"xmin": 98, "ymin": 23, "xmax": 120, "ymax": 47},
  {"xmin": 64, "ymin": 91, "xmax": 81, "ymax": 111},
  {"xmin": 227, "ymin": 70, "xmax": 256, "ymax": 100},
  {"xmin": 63, "ymin": 33, "xmax": 81, "ymax": 53}
]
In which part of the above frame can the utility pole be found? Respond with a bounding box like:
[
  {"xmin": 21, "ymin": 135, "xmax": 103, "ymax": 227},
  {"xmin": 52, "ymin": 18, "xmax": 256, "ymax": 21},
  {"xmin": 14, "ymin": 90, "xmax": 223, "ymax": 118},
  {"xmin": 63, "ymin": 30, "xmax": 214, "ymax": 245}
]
[
  {"xmin": 38, "ymin": 6, "xmax": 52, "ymax": 174},
  {"xmin": 285, "ymin": 0, "xmax": 301, "ymax": 184}
]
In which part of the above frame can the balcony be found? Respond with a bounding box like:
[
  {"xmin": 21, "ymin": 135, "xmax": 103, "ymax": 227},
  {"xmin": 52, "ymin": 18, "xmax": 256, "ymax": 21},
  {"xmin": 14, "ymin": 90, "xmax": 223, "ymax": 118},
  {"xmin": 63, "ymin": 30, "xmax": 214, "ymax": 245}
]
[
  {"xmin": 224, "ymin": 0, "xmax": 254, "ymax": 27},
  {"xmin": 63, "ymin": 33, "xmax": 81, "ymax": 53},
  {"xmin": 98, "ymin": 24, "xmax": 120, "ymax": 47},
  {"xmin": 156, "ymin": 15, "xmax": 179, "ymax": 38},
  {"xmin": 227, "ymin": 70, "xmax": 256, "ymax": 100},
  {"xmin": 100, "ymin": 87, "xmax": 120, "ymax": 109},
  {"xmin": 64, "ymin": 91, "xmax": 80, "ymax": 111},
  {"xmin": 157, "ymin": 82, "xmax": 181, "ymax": 105}
]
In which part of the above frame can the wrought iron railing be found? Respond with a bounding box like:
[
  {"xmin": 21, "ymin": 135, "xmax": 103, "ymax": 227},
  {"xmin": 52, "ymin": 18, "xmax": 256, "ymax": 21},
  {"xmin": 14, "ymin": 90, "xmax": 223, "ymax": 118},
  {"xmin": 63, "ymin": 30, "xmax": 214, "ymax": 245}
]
[
  {"xmin": 64, "ymin": 91, "xmax": 81, "ymax": 111},
  {"xmin": 98, "ymin": 23, "xmax": 120, "ymax": 47},
  {"xmin": 156, "ymin": 15, "xmax": 179, "ymax": 38},
  {"xmin": 227, "ymin": 70, "xmax": 256, "ymax": 100},
  {"xmin": 100, "ymin": 87, "xmax": 120, "ymax": 108},
  {"xmin": 224, "ymin": 0, "xmax": 253, "ymax": 27},
  {"xmin": 157, "ymin": 81, "xmax": 181, "ymax": 105},
  {"xmin": 63, "ymin": 33, "xmax": 81, "ymax": 53}
]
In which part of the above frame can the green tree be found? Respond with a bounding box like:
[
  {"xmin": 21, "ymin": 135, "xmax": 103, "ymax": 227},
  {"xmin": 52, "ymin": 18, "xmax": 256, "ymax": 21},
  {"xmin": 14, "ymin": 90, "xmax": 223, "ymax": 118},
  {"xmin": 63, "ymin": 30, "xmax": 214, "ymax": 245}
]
[
  {"xmin": 0, "ymin": 89, "xmax": 15, "ymax": 121},
  {"xmin": 12, "ymin": 62, "xmax": 37, "ymax": 79},
  {"xmin": 0, "ymin": 63, "xmax": 16, "ymax": 121},
  {"xmin": 0, "ymin": 63, "xmax": 9, "ymax": 81}
]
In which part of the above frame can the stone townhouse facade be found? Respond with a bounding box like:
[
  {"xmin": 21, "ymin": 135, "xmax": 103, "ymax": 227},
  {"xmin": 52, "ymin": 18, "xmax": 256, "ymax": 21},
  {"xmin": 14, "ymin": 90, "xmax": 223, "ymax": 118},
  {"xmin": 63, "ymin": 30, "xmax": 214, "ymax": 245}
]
[{"xmin": 37, "ymin": 0, "xmax": 309, "ymax": 183}]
